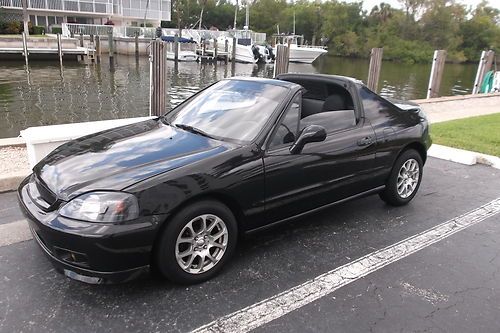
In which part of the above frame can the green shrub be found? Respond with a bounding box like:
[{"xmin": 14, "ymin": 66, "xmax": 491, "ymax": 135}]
[
  {"xmin": 51, "ymin": 26, "xmax": 62, "ymax": 34},
  {"xmin": 4, "ymin": 21, "xmax": 21, "ymax": 34},
  {"xmin": 32, "ymin": 25, "xmax": 45, "ymax": 35}
]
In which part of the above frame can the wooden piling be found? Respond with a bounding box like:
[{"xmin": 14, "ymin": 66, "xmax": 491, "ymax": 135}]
[
  {"xmin": 472, "ymin": 50, "xmax": 495, "ymax": 94},
  {"xmin": 273, "ymin": 44, "xmax": 289, "ymax": 77},
  {"xmin": 174, "ymin": 34, "xmax": 179, "ymax": 62},
  {"xmin": 108, "ymin": 31, "xmax": 114, "ymax": 59},
  {"xmin": 57, "ymin": 33, "xmax": 63, "ymax": 67},
  {"xmin": 89, "ymin": 34, "xmax": 95, "ymax": 62},
  {"xmin": 214, "ymin": 38, "xmax": 218, "ymax": 61},
  {"xmin": 426, "ymin": 50, "xmax": 447, "ymax": 99},
  {"xmin": 95, "ymin": 35, "xmax": 101, "ymax": 63},
  {"xmin": 21, "ymin": 32, "xmax": 29, "ymax": 67},
  {"xmin": 232, "ymin": 38, "xmax": 237, "ymax": 62},
  {"xmin": 367, "ymin": 48, "xmax": 383, "ymax": 92},
  {"xmin": 135, "ymin": 32, "xmax": 139, "ymax": 58},
  {"xmin": 225, "ymin": 39, "xmax": 229, "ymax": 64},
  {"xmin": 149, "ymin": 40, "xmax": 168, "ymax": 117},
  {"xmin": 79, "ymin": 33, "xmax": 84, "ymax": 61}
]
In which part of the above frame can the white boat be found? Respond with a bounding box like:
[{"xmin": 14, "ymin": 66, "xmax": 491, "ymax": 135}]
[
  {"xmin": 161, "ymin": 36, "xmax": 199, "ymax": 62},
  {"xmin": 216, "ymin": 30, "xmax": 272, "ymax": 64},
  {"xmin": 273, "ymin": 34, "xmax": 327, "ymax": 64}
]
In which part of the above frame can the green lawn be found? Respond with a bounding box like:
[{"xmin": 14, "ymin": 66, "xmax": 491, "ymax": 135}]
[{"xmin": 431, "ymin": 113, "xmax": 500, "ymax": 157}]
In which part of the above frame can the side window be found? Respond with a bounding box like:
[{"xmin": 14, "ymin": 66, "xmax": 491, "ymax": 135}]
[
  {"xmin": 359, "ymin": 86, "xmax": 394, "ymax": 120},
  {"xmin": 269, "ymin": 94, "xmax": 301, "ymax": 149}
]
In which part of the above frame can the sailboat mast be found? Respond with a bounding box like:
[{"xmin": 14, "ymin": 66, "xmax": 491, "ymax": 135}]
[
  {"xmin": 293, "ymin": 11, "xmax": 296, "ymax": 35},
  {"xmin": 245, "ymin": 2, "xmax": 249, "ymax": 28},
  {"xmin": 233, "ymin": 0, "xmax": 238, "ymax": 29}
]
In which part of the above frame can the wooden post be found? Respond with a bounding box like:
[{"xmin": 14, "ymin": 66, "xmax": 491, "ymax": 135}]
[
  {"xmin": 287, "ymin": 38, "xmax": 291, "ymax": 60},
  {"xmin": 174, "ymin": 34, "xmax": 179, "ymax": 62},
  {"xmin": 273, "ymin": 44, "xmax": 289, "ymax": 77},
  {"xmin": 426, "ymin": 50, "xmax": 447, "ymax": 99},
  {"xmin": 214, "ymin": 38, "xmax": 218, "ymax": 61},
  {"xmin": 89, "ymin": 34, "xmax": 95, "ymax": 62},
  {"xmin": 472, "ymin": 50, "xmax": 495, "ymax": 94},
  {"xmin": 149, "ymin": 39, "xmax": 168, "ymax": 117},
  {"xmin": 367, "ymin": 48, "xmax": 383, "ymax": 92},
  {"xmin": 57, "ymin": 33, "xmax": 63, "ymax": 67},
  {"xmin": 22, "ymin": 31, "xmax": 29, "ymax": 67},
  {"xmin": 232, "ymin": 37, "xmax": 237, "ymax": 62},
  {"xmin": 108, "ymin": 31, "xmax": 114, "ymax": 60},
  {"xmin": 224, "ymin": 39, "xmax": 229, "ymax": 64},
  {"xmin": 79, "ymin": 33, "xmax": 84, "ymax": 61},
  {"xmin": 95, "ymin": 35, "xmax": 101, "ymax": 63},
  {"xmin": 135, "ymin": 31, "xmax": 139, "ymax": 58}
]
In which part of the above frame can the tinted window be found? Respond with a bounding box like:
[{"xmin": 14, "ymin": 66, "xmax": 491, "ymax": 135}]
[
  {"xmin": 269, "ymin": 95, "xmax": 301, "ymax": 148},
  {"xmin": 359, "ymin": 86, "xmax": 394, "ymax": 119},
  {"xmin": 165, "ymin": 80, "xmax": 288, "ymax": 142}
]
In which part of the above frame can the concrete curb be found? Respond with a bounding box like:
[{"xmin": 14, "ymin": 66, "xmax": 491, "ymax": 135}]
[
  {"xmin": 428, "ymin": 144, "xmax": 500, "ymax": 169},
  {"xmin": 0, "ymin": 170, "xmax": 30, "ymax": 193},
  {"xmin": 0, "ymin": 137, "xmax": 25, "ymax": 148}
]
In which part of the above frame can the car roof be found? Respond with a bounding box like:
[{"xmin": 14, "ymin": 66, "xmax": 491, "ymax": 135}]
[
  {"xmin": 277, "ymin": 73, "xmax": 364, "ymax": 85},
  {"xmin": 225, "ymin": 76, "xmax": 302, "ymax": 89}
]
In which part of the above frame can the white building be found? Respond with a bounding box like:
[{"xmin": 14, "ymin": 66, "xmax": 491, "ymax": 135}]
[{"xmin": 0, "ymin": 0, "xmax": 171, "ymax": 29}]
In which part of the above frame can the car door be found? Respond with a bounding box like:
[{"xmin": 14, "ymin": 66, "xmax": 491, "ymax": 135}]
[{"xmin": 261, "ymin": 90, "xmax": 377, "ymax": 227}]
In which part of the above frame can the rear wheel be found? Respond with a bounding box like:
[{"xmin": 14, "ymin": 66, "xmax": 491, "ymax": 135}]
[
  {"xmin": 155, "ymin": 200, "xmax": 237, "ymax": 284},
  {"xmin": 379, "ymin": 149, "xmax": 423, "ymax": 206}
]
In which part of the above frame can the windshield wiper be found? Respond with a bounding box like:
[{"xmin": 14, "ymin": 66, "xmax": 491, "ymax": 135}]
[{"xmin": 174, "ymin": 123, "xmax": 215, "ymax": 139}]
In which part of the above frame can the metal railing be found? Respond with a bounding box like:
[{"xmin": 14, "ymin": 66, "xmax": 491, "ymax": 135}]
[
  {"xmin": 62, "ymin": 23, "xmax": 113, "ymax": 37},
  {"xmin": 113, "ymin": 26, "xmax": 157, "ymax": 38},
  {"xmin": 1, "ymin": 0, "xmax": 119, "ymax": 15}
]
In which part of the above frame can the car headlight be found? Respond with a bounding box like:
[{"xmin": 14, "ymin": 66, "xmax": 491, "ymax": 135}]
[{"xmin": 59, "ymin": 191, "xmax": 139, "ymax": 223}]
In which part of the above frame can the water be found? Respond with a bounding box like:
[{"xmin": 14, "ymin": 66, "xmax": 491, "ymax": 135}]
[{"xmin": 0, "ymin": 55, "xmax": 477, "ymax": 139}]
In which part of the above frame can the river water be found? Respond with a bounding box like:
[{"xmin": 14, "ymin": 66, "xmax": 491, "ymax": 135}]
[{"xmin": 0, "ymin": 55, "xmax": 477, "ymax": 139}]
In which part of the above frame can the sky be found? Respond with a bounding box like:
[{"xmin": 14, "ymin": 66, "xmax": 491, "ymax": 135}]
[{"xmin": 347, "ymin": 0, "xmax": 500, "ymax": 12}]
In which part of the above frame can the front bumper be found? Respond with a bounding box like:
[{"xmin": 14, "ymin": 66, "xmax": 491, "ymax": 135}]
[{"xmin": 18, "ymin": 176, "xmax": 163, "ymax": 284}]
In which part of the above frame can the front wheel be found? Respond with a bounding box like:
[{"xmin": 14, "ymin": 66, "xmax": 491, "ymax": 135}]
[
  {"xmin": 155, "ymin": 200, "xmax": 237, "ymax": 284},
  {"xmin": 379, "ymin": 149, "xmax": 423, "ymax": 206}
]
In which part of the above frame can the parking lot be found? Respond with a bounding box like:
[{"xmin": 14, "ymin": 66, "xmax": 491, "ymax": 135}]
[{"xmin": 0, "ymin": 157, "xmax": 499, "ymax": 333}]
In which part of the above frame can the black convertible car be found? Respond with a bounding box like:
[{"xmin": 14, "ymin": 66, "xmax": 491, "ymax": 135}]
[{"xmin": 18, "ymin": 74, "xmax": 431, "ymax": 284}]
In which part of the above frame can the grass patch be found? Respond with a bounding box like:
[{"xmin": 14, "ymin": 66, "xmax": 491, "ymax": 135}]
[{"xmin": 431, "ymin": 113, "xmax": 500, "ymax": 157}]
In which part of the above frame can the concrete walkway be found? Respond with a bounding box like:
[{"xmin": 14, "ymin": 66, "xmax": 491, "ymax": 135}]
[
  {"xmin": 415, "ymin": 92, "xmax": 500, "ymax": 123},
  {"xmin": 0, "ymin": 92, "xmax": 499, "ymax": 192}
]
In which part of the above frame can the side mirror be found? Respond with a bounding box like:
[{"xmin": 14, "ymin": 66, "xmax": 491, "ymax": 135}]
[{"xmin": 289, "ymin": 125, "xmax": 326, "ymax": 154}]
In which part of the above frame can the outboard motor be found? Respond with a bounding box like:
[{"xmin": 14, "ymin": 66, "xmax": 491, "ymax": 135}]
[
  {"xmin": 155, "ymin": 27, "xmax": 163, "ymax": 39},
  {"xmin": 266, "ymin": 44, "xmax": 275, "ymax": 61},
  {"xmin": 251, "ymin": 44, "xmax": 262, "ymax": 61}
]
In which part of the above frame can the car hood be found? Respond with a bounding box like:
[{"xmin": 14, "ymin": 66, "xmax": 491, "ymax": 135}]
[{"xmin": 34, "ymin": 119, "xmax": 232, "ymax": 201}]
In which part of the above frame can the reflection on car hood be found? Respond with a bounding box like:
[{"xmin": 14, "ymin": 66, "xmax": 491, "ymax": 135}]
[{"xmin": 34, "ymin": 119, "xmax": 231, "ymax": 200}]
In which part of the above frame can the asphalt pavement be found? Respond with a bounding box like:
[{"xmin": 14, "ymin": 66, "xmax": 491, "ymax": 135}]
[{"xmin": 0, "ymin": 157, "xmax": 499, "ymax": 333}]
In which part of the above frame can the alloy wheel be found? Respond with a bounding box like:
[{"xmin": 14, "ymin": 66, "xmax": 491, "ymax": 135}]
[
  {"xmin": 397, "ymin": 158, "xmax": 420, "ymax": 199},
  {"xmin": 175, "ymin": 214, "xmax": 228, "ymax": 274}
]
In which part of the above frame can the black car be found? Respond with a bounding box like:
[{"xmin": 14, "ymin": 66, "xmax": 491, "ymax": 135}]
[{"xmin": 18, "ymin": 74, "xmax": 431, "ymax": 284}]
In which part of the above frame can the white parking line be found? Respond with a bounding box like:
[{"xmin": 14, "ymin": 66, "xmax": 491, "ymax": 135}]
[
  {"xmin": 0, "ymin": 220, "xmax": 32, "ymax": 247},
  {"xmin": 192, "ymin": 198, "xmax": 500, "ymax": 333}
]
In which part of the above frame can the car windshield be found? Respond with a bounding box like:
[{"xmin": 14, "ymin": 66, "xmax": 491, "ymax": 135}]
[{"xmin": 164, "ymin": 80, "xmax": 289, "ymax": 142}]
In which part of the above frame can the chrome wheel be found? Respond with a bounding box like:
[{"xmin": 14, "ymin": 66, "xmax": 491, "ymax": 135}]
[
  {"xmin": 175, "ymin": 214, "xmax": 228, "ymax": 274},
  {"xmin": 397, "ymin": 158, "xmax": 420, "ymax": 199}
]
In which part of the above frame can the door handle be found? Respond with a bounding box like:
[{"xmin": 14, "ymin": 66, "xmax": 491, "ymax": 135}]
[{"xmin": 357, "ymin": 136, "xmax": 374, "ymax": 146}]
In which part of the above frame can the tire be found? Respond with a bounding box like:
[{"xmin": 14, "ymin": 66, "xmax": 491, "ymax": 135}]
[
  {"xmin": 379, "ymin": 149, "xmax": 423, "ymax": 206},
  {"xmin": 155, "ymin": 199, "xmax": 237, "ymax": 284}
]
